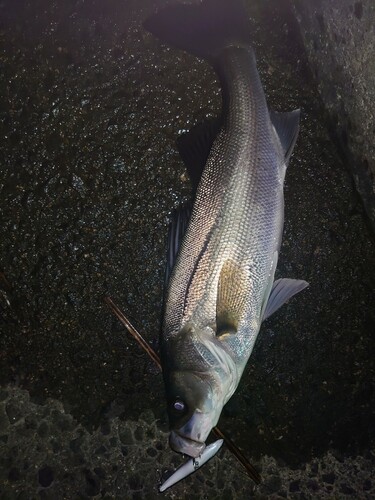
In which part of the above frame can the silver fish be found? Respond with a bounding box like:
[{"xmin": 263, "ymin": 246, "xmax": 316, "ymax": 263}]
[{"xmin": 144, "ymin": 0, "xmax": 308, "ymax": 458}]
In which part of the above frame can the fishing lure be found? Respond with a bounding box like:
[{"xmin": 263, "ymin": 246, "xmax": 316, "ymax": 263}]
[{"xmin": 159, "ymin": 439, "xmax": 224, "ymax": 492}]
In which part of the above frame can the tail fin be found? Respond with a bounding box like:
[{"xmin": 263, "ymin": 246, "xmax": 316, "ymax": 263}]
[{"xmin": 143, "ymin": 0, "xmax": 251, "ymax": 59}]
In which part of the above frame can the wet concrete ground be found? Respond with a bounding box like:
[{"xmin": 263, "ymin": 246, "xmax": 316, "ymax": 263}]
[{"xmin": 0, "ymin": 0, "xmax": 374, "ymax": 497}]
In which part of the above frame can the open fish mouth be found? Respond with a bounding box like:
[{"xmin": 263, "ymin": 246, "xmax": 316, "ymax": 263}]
[{"xmin": 169, "ymin": 430, "xmax": 206, "ymax": 458}]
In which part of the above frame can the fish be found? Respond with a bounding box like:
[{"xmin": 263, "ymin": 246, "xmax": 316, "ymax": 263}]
[
  {"xmin": 159, "ymin": 439, "xmax": 224, "ymax": 492},
  {"xmin": 144, "ymin": 0, "xmax": 308, "ymax": 459}
]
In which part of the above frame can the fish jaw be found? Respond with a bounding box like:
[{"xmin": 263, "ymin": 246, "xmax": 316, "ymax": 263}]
[
  {"xmin": 169, "ymin": 430, "xmax": 206, "ymax": 458},
  {"xmin": 164, "ymin": 366, "xmax": 220, "ymax": 457},
  {"xmin": 169, "ymin": 402, "xmax": 219, "ymax": 457}
]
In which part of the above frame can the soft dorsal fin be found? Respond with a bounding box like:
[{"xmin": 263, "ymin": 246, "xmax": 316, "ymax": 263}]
[
  {"xmin": 177, "ymin": 118, "xmax": 222, "ymax": 191},
  {"xmin": 262, "ymin": 278, "xmax": 309, "ymax": 321},
  {"xmin": 216, "ymin": 260, "xmax": 248, "ymax": 337},
  {"xmin": 270, "ymin": 109, "xmax": 300, "ymax": 164},
  {"xmin": 164, "ymin": 202, "xmax": 192, "ymax": 287}
]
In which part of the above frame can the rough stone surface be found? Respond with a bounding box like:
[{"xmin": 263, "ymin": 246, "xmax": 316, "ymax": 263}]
[
  {"xmin": 0, "ymin": 385, "xmax": 373, "ymax": 498},
  {"xmin": 291, "ymin": 0, "xmax": 375, "ymax": 229}
]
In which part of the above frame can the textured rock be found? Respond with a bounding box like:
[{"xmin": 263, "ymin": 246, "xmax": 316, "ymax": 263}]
[
  {"xmin": 291, "ymin": 0, "xmax": 375, "ymax": 229},
  {"xmin": 0, "ymin": 385, "xmax": 374, "ymax": 498}
]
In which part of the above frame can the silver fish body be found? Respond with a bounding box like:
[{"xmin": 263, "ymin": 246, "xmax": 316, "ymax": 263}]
[{"xmin": 144, "ymin": 0, "xmax": 308, "ymax": 458}]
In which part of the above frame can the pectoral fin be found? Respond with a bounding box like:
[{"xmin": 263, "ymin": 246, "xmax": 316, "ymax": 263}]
[
  {"xmin": 262, "ymin": 278, "xmax": 309, "ymax": 321},
  {"xmin": 216, "ymin": 260, "xmax": 248, "ymax": 337}
]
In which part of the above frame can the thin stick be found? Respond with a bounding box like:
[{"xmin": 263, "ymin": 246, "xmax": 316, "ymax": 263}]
[
  {"xmin": 105, "ymin": 296, "xmax": 161, "ymax": 370},
  {"xmin": 105, "ymin": 296, "xmax": 261, "ymax": 485},
  {"xmin": 212, "ymin": 427, "xmax": 261, "ymax": 484}
]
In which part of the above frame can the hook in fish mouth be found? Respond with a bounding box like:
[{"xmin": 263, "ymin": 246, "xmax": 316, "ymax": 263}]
[{"xmin": 169, "ymin": 430, "xmax": 206, "ymax": 458}]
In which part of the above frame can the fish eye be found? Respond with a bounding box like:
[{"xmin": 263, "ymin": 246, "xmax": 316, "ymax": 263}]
[{"xmin": 172, "ymin": 398, "xmax": 186, "ymax": 413}]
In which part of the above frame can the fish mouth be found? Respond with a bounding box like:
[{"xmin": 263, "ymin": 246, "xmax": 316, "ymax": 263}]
[{"xmin": 169, "ymin": 430, "xmax": 206, "ymax": 458}]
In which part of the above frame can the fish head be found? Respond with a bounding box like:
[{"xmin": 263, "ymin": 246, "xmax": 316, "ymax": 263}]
[
  {"xmin": 166, "ymin": 369, "xmax": 219, "ymax": 457},
  {"xmin": 163, "ymin": 327, "xmax": 238, "ymax": 457}
]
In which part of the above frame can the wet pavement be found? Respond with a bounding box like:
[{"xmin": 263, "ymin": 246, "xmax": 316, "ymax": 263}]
[{"xmin": 0, "ymin": 0, "xmax": 374, "ymax": 497}]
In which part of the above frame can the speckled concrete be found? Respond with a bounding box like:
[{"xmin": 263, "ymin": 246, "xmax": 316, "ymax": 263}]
[
  {"xmin": 0, "ymin": 0, "xmax": 374, "ymax": 497},
  {"xmin": 291, "ymin": 0, "xmax": 375, "ymax": 229},
  {"xmin": 1, "ymin": 386, "xmax": 374, "ymax": 498}
]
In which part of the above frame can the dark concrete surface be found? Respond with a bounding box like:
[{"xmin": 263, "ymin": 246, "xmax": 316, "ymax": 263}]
[
  {"xmin": 1, "ymin": 385, "xmax": 374, "ymax": 498},
  {"xmin": 0, "ymin": 0, "xmax": 374, "ymax": 497},
  {"xmin": 291, "ymin": 0, "xmax": 375, "ymax": 229}
]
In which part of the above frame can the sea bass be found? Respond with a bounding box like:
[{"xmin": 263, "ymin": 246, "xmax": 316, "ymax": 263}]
[{"xmin": 144, "ymin": 0, "xmax": 308, "ymax": 458}]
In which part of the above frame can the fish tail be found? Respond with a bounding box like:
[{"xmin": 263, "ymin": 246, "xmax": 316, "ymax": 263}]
[{"xmin": 143, "ymin": 0, "xmax": 251, "ymax": 60}]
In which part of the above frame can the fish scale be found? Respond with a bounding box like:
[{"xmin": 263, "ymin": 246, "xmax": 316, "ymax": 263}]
[{"xmin": 165, "ymin": 48, "xmax": 284, "ymax": 353}]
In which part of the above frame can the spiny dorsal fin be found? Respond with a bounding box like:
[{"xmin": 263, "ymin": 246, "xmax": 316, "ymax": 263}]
[
  {"xmin": 262, "ymin": 278, "xmax": 309, "ymax": 321},
  {"xmin": 270, "ymin": 109, "xmax": 300, "ymax": 164},
  {"xmin": 177, "ymin": 118, "xmax": 222, "ymax": 191},
  {"xmin": 216, "ymin": 260, "xmax": 248, "ymax": 337}
]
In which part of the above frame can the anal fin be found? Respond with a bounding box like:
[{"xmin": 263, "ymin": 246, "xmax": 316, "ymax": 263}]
[
  {"xmin": 165, "ymin": 202, "xmax": 192, "ymax": 287},
  {"xmin": 270, "ymin": 109, "xmax": 300, "ymax": 165}
]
